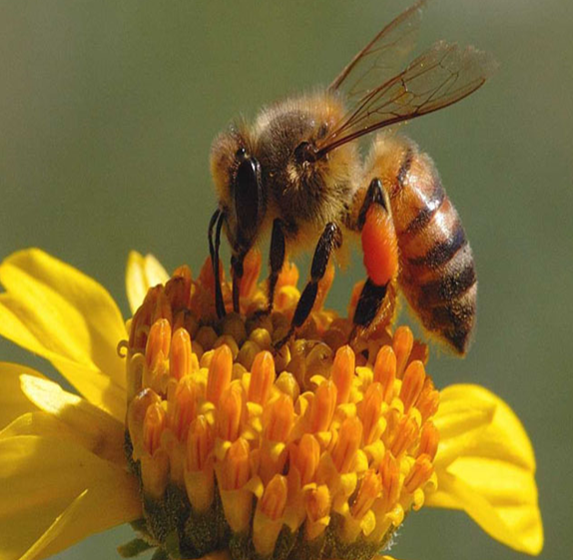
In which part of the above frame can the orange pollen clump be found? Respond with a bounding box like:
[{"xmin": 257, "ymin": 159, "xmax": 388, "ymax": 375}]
[{"xmin": 124, "ymin": 257, "xmax": 441, "ymax": 559}]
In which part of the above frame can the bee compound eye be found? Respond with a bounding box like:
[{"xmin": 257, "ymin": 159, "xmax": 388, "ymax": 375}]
[{"xmin": 233, "ymin": 156, "xmax": 263, "ymax": 246}]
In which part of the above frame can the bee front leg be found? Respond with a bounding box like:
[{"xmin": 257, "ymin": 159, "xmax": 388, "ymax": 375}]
[
  {"xmin": 230, "ymin": 251, "xmax": 247, "ymax": 314},
  {"xmin": 275, "ymin": 222, "xmax": 342, "ymax": 350},
  {"xmin": 208, "ymin": 208, "xmax": 226, "ymax": 319},
  {"xmin": 352, "ymin": 178, "xmax": 399, "ymax": 337},
  {"xmin": 265, "ymin": 218, "xmax": 287, "ymax": 314}
]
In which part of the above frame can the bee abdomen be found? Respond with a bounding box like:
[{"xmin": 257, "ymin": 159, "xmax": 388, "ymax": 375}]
[
  {"xmin": 365, "ymin": 134, "xmax": 477, "ymax": 353},
  {"xmin": 392, "ymin": 146, "xmax": 476, "ymax": 354}
]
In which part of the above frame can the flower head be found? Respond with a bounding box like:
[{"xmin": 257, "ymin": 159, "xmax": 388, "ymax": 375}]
[{"xmin": 0, "ymin": 248, "xmax": 543, "ymax": 560}]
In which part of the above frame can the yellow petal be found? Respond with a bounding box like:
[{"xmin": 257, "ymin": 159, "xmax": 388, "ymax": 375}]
[
  {"xmin": 0, "ymin": 297, "xmax": 126, "ymax": 421},
  {"xmin": 0, "ymin": 435, "xmax": 141, "ymax": 560},
  {"xmin": 434, "ymin": 384, "xmax": 535, "ymax": 470},
  {"xmin": 126, "ymin": 251, "xmax": 169, "ymax": 315},
  {"xmin": 0, "ymin": 249, "xmax": 127, "ymax": 392},
  {"xmin": 17, "ymin": 489, "xmax": 89, "ymax": 560},
  {"xmin": 428, "ymin": 384, "xmax": 543, "ymax": 555},
  {"xmin": 0, "ymin": 375, "xmax": 126, "ymax": 466},
  {"xmin": 0, "ymin": 363, "xmax": 45, "ymax": 430}
]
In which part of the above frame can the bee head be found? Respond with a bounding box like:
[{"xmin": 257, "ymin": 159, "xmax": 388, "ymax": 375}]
[{"xmin": 210, "ymin": 126, "xmax": 265, "ymax": 253}]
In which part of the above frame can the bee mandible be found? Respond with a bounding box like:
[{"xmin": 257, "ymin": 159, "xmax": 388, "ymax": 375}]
[{"xmin": 208, "ymin": 0, "xmax": 496, "ymax": 354}]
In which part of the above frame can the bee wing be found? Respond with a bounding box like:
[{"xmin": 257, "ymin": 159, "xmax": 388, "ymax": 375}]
[
  {"xmin": 318, "ymin": 41, "xmax": 498, "ymax": 157},
  {"xmin": 329, "ymin": 0, "xmax": 426, "ymax": 97}
]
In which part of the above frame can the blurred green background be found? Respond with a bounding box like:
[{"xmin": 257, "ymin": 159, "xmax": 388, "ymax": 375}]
[{"xmin": 1, "ymin": 0, "xmax": 571, "ymax": 559}]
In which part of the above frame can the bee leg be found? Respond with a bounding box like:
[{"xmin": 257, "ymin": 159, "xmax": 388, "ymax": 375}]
[
  {"xmin": 265, "ymin": 218, "xmax": 287, "ymax": 314},
  {"xmin": 352, "ymin": 178, "xmax": 399, "ymax": 337},
  {"xmin": 231, "ymin": 251, "xmax": 246, "ymax": 314},
  {"xmin": 208, "ymin": 208, "xmax": 226, "ymax": 319},
  {"xmin": 275, "ymin": 222, "xmax": 342, "ymax": 350}
]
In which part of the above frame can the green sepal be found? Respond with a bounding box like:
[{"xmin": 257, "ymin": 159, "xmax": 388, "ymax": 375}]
[
  {"xmin": 117, "ymin": 538, "xmax": 154, "ymax": 558},
  {"xmin": 151, "ymin": 548, "xmax": 170, "ymax": 560}
]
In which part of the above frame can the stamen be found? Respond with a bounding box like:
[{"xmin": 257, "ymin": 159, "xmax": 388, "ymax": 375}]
[
  {"xmin": 169, "ymin": 327, "xmax": 196, "ymax": 380},
  {"xmin": 418, "ymin": 420, "xmax": 439, "ymax": 460},
  {"xmin": 170, "ymin": 376, "xmax": 199, "ymax": 441},
  {"xmin": 218, "ymin": 437, "xmax": 253, "ymax": 534},
  {"xmin": 374, "ymin": 345, "xmax": 396, "ymax": 402},
  {"xmin": 263, "ymin": 394, "xmax": 294, "ymax": 442},
  {"xmin": 153, "ymin": 289, "xmax": 173, "ymax": 324},
  {"xmin": 219, "ymin": 437, "xmax": 250, "ymax": 491},
  {"xmin": 216, "ymin": 383, "xmax": 244, "ymax": 442},
  {"xmin": 379, "ymin": 452, "xmax": 400, "ymax": 512},
  {"xmin": 388, "ymin": 415, "xmax": 418, "ymax": 457},
  {"xmin": 332, "ymin": 417, "xmax": 363, "ymax": 473},
  {"xmin": 165, "ymin": 265, "xmax": 192, "ymax": 310},
  {"xmin": 404, "ymin": 454, "xmax": 434, "ymax": 493},
  {"xmin": 393, "ymin": 326, "xmax": 414, "ymax": 378},
  {"xmin": 417, "ymin": 378, "xmax": 440, "ymax": 421},
  {"xmin": 249, "ymin": 350, "xmax": 275, "ymax": 405},
  {"xmin": 351, "ymin": 469, "xmax": 382, "ymax": 519},
  {"xmin": 206, "ymin": 344, "xmax": 233, "ymax": 405},
  {"xmin": 187, "ymin": 415, "xmax": 213, "ymax": 472},
  {"xmin": 309, "ymin": 380, "xmax": 337, "ymax": 432},
  {"xmin": 253, "ymin": 474, "xmax": 289, "ymax": 556},
  {"xmin": 127, "ymin": 388, "xmax": 161, "ymax": 459},
  {"xmin": 146, "ymin": 318, "xmax": 171, "ymax": 368},
  {"xmin": 400, "ymin": 360, "xmax": 426, "ymax": 413},
  {"xmin": 360, "ymin": 382, "xmax": 385, "ymax": 445},
  {"xmin": 291, "ymin": 433, "xmax": 320, "ymax": 485},
  {"xmin": 143, "ymin": 403, "xmax": 166, "ymax": 456},
  {"xmin": 185, "ymin": 416, "xmax": 215, "ymax": 512},
  {"xmin": 240, "ymin": 249, "xmax": 262, "ymax": 299},
  {"xmin": 331, "ymin": 345, "xmax": 355, "ymax": 404},
  {"xmin": 260, "ymin": 394, "xmax": 293, "ymax": 484},
  {"xmin": 259, "ymin": 474, "xmax": 288, "ymax": 521},
  {"xmin": 305, "ymin": 485, "xmax": 331, "ymax": 542}
]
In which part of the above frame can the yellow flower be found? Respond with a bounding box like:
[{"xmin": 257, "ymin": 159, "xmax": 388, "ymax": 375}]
[{"xmin": 0, "ymin": 248, "xmax": 543, "ymax": 560}]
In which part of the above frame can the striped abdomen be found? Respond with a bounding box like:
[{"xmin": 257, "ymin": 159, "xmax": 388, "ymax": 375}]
[{"xmin": 367, "ymin": 134, "xmax": 477, "ymax": 354}]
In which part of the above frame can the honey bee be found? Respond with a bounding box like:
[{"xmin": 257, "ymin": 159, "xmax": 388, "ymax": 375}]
[{"xmin": 208, "ymin": 0, "xmax": 496, "ymax": 354}]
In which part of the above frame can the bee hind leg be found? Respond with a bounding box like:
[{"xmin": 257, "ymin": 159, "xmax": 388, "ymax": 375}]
[
  {"xmin": 275, "ymin": 222, "xmax": 342, "ymax": 350},
  {"xmin": 351, "ymin": 178, "xmax": 399, "ymax": 340}
]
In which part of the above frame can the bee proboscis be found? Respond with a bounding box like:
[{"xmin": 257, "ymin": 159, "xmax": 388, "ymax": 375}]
[{"xmin": 209, "ymin": 0, "xmax": 496, "ymax": 354}]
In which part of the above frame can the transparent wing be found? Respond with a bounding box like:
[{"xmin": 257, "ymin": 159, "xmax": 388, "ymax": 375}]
[
  {"xmin": 329, "ymin": 0, "xmax": 427, "ymax": 98},
  {"xmin": 318, "ymin": 41, "xmax": 497, "ymax": 156}
]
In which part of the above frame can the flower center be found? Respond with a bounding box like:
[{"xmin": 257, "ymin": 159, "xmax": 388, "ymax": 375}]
[{"xmin": 123, "ymin": 255, "xmax": 440, "ymax": 560}]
